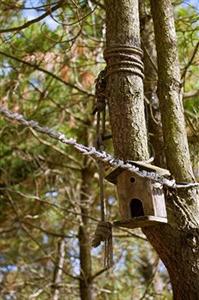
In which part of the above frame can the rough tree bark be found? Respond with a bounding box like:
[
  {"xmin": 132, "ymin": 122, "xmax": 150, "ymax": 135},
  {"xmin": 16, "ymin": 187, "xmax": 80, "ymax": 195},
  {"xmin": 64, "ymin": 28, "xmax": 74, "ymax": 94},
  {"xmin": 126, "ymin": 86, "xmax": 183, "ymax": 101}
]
[
  {"xmin": 105, "ymin": 0, "xmax": 148, "ymax": 161},
  {"xmin": 139, "ymin": 1, "xmax": 166, "ymax": 168},
  {"xmin": 150, "ymin": 0, "xmax": 194, "ymax": 182},
  {"xmin": 139, "ymin": 2, "xmax": 166, "ymax": 294},
  {"xmin": 105, "ymin": 0, "xmax": 199, "ymax": 299}
]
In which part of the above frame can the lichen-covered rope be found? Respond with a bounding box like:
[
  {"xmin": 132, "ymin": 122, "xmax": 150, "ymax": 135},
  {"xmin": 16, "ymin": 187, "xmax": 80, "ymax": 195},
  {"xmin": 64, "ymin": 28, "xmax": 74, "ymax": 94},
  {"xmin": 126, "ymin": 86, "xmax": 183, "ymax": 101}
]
[{"xmin": 0, "ymin": 106, "xmax": 198, "ymax": 189}]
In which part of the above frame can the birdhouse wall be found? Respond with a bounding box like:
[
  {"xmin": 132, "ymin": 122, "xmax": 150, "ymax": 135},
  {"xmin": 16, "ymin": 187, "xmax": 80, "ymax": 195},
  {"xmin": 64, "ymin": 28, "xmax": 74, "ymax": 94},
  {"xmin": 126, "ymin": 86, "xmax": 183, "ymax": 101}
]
[{"xmin": 116, "ymin": 170, "xmax": 156, "ymax": 219}]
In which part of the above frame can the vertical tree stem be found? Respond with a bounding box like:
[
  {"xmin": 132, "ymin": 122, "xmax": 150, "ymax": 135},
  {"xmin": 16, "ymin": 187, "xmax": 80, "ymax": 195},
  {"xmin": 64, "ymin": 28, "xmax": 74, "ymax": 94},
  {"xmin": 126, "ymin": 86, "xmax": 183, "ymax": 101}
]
[
  {"xmin": 52, "ymin": 238, "xmax": 66, "ymax": 300},
  {"xmin": 105, "ymin": 0, "xmax": 149, "ymax": 161},
  {"xmin": 150, "ymin": 0, "xmax": 194, "ymax": 182},
  {"xmin": 78, "ymin": 142, "xmax": 93, "ymax": 300}
]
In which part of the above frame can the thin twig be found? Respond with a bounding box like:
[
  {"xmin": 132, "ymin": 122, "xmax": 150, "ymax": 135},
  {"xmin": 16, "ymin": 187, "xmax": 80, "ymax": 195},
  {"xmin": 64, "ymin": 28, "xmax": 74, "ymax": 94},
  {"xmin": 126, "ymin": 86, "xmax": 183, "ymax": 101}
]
[
  {"xmin": 181, "ymin": 41, "xmax": 199, "ymax": 81},
  {"xmin": 0, "ymin": 226, "xmax": 16, "ymax": 234},
  {"xmin": 0, "ymin": 186, "xmax": 99, "ymax": 222},
  {"xmin": 113, "ymin": 227, "xmax": 147, "ymax": 241},
  {"xmin": 139, "ymin": 257, "xmax": 160, "ymax": 300},
  {"xmin": 30, "ymin": 128, "xmax": 82, "ymax": 168},
  {"xmin": 0, "ymin": 51, "xmax": 93, "ymax": 97},
  {"xmin": 183, "ymin": 89, "xmax": 199, "ymax": 100},
  {"xmin": 23, "ymin": 220, "xmax": 75, "ymax": 239},
  {"xmin": 91, "ymin": 267, "xmax": 109, "ymax": 281},
  {"xmin": 0, "ymin": 1, "xmax": 66, "ymax": 33},
  {"xmin": 21, "ymin": 223, "xmax": 78, "ymax": 280},
  {"xmin": 142, "ymin": 44, "xmax": 158, "ymax": 74}
]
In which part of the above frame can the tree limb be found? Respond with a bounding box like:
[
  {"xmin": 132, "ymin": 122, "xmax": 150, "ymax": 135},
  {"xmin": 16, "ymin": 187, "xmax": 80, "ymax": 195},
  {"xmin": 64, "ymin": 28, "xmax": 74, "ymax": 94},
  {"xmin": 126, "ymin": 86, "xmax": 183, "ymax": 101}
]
[
  {"xmin": 52, "ymin": 238, "xmax": 66, "ymax": 300},
  {"xmin": 183, "ymin": 89, "xmax": 199, "ymax": 100},
  {"xmin": 0, "ymin": 50, "xmax": 93, "ymax": 97},
  {"xmin": 181, "ymin": 41, "xmax": 199, "ymax": 81},
  {"xmin": 0, "ymin": 0, "xmax": 66, "ymax": 33}
]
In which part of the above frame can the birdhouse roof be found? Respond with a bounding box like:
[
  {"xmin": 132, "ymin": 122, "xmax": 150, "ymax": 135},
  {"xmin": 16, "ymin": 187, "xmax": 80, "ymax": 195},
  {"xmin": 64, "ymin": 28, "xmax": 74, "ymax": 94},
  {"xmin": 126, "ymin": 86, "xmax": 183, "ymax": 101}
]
[{"xmin": 105, "ymin": 161, "xmax": 170, "ymax": 184}]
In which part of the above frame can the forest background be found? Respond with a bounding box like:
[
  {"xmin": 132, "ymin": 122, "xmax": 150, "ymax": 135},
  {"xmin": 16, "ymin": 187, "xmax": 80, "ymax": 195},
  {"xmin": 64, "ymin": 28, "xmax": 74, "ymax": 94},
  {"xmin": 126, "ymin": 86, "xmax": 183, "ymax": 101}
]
[{"xmin": 0, "ymin": 0, "xmax": 198, "ymax": 299}]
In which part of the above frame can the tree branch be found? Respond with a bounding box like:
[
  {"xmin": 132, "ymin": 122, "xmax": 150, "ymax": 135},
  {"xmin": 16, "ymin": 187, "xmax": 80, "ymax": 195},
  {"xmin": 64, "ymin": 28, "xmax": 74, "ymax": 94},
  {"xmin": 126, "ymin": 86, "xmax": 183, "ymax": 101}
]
[
  {"xmin": 142, "ymin": 43, "xmax": 158, "ymax": 74},
  {"xmin": 23, "ymin": 220, "xmax": 75, "ymax": 239},
  {"xmin": 52, "ymin": 238, "xmax": 66, "ymax": 300},
  {"xmin": 91, "ymin": 267, "xmax": 109, "ymax": 281},
  {"xmin": 183, "ymin": 89, "xmax": 199, "ymax": 100},
  {"xmin": 30, "ymin": 128, "xmax": 82, "ymax": 168},
  {"xmin": 21, "ymin": 222, "xmax": 78, "ymax": 280},
  {"xmin": 0, "ymin": 0, "xmax": 66, "ymax": 33},
  {"xmin": 0, "ymin": 186, "xmax": 98, "ymax": 222},
  {"xmin": 0, "ymin": 50, "xmax": 93, "ymax": 97},
  {"xmin": 181, "ymin": 41, "xmax": 199, "ymax": 81}
]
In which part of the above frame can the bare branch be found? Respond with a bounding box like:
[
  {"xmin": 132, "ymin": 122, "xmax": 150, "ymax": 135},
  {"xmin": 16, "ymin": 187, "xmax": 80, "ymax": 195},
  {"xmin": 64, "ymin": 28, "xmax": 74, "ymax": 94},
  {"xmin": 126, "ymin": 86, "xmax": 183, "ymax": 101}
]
[
  {"xmin": 142, "ymin": 43, "xmax": 158, "ymax": 74},
  {"xmin": 21, "ymin": 223, "xmax": 78, "ymax": 280},
  {"xmin": 0, "ymin": 186, "xmax": 99, "ymax": 222},
  {"xmin": 181, "ymin": 41, "xmax": 199, "ymax": 81},
  {"xmin": 0, "ymin": 51, "xmax": 93, "ymax": 97},
  {"xmin": 30, "ymin": 128, "xmax": 82, "ymax": 168},
  {"xmin": 114, "ymin": 227, "xmax": 147, "ymax": 241},
  {"xmin": 23, "ymin": 220, "xmax": 75, "ymax": 239},
  {"xmin": 91, "ymin": 267, "xmax": 109, "ymax": 281},
  {"xmin": 183, "ymin": 89, "xmax": 199, "ymax": 100},
  {"xmin": 0, "ymin": 1, "xmax": 66, "ymax": 33},
  {"xmin": 52, "ymin": 239, "xmax": 66, "ymax": 300}
]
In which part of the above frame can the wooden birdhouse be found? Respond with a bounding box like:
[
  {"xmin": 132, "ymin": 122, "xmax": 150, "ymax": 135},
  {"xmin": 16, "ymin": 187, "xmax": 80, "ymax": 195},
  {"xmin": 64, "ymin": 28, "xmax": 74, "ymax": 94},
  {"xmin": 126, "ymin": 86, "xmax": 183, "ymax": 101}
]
[{"xmin": 105, "ymin": 161, "xmax": 169, "ymax": 229}]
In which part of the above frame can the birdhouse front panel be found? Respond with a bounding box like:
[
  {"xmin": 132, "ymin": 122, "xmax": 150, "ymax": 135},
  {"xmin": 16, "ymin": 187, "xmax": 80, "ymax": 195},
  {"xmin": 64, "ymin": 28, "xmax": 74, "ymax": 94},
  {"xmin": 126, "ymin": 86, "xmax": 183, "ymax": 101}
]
[
  {"xmin": 151, "ymin": 183, "xmax": 167, "ymax": 218},
  {"xmin": 116, "ymin": 170, "xmax": 156, "ymax": 219}
]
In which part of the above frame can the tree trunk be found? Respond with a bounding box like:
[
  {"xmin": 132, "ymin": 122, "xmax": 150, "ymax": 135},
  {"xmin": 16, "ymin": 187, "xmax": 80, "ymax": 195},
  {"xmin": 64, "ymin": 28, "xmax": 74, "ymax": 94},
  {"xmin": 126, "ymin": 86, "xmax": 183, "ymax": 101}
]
[
  {"xmin": 144, "ymin": 1, "xmax": 199, "ymax": 298},
  {"xmin": 150, "ymin": 0, "xmax": 194, "ymax": 182},
  {"xmin": 105, "ymin": 0, "xmax": 148, "ymax": 161},
  {"xmin": 78, "ymin": 129, "xmax": 93, "ymax": 300},
  {"xmin": 139, "ymin": 1, "xmax": 166, "ymax": 168},
  {"xmin": 105, "ymin": 0, "xmax": 199, "ymax": 299}
]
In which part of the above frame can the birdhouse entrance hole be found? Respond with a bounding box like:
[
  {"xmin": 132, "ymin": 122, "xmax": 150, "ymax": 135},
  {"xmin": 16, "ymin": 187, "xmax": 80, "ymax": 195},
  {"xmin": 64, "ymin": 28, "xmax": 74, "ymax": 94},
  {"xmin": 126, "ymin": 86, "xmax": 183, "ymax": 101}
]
[{"xmin": 130, "ymin": 199, "xmax": 144, "ymax": 218}]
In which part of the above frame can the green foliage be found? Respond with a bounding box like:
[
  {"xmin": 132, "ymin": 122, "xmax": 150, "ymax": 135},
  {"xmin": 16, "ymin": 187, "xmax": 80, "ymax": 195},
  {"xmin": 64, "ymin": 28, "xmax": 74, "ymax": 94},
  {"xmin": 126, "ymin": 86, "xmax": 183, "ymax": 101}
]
[{"xmin": 175, "ymin": 4, "xmax": 199, "ymax": 111}]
